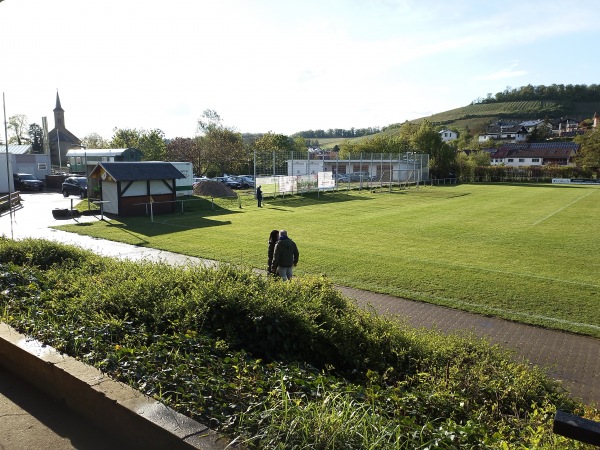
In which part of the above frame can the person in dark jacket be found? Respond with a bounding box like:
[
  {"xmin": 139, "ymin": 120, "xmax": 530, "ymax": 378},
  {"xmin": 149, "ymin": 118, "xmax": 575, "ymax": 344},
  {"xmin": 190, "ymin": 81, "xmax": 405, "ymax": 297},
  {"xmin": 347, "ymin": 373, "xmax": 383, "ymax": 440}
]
[
  {"xmin": 256, "ymin": 186, "xmax": 263, "ymax": 207},
  {"xmin": 267, "ymin": 229, "xmax": 279, "ymax": 276},
  {"xmin": 271, "ymin": 229, "xmax": 299, "ymax": 281}
]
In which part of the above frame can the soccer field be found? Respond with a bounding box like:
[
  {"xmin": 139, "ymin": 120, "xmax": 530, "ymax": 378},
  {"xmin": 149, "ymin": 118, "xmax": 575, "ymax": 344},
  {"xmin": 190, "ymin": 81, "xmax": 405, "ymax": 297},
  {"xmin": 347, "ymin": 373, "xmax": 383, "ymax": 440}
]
[{"xmin": 60, "ymin": 183, "xmax": 600, "ymax": 337}]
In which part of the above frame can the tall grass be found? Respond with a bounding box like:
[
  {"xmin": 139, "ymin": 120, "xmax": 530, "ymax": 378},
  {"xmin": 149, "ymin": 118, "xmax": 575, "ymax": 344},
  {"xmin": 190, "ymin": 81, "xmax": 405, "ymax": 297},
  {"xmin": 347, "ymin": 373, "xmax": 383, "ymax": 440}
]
[{"xmin": 60, "ymin": 184, "xmax": 600, "ymax": 337}]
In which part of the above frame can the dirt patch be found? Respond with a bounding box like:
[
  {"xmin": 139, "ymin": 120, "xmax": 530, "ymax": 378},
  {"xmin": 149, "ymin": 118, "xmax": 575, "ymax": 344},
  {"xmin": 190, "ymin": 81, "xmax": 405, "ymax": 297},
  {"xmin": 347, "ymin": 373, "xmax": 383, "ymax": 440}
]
[{"xmin": 193, "ymin": 180, "xmax": 237, "ymax": 198}]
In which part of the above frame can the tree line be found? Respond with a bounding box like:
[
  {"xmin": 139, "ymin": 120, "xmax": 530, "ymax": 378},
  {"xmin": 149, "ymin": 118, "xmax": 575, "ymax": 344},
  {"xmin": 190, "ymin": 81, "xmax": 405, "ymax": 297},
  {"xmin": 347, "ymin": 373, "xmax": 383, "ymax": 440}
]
[
  {"xmin": 7, "ymin": 106, "xmax": 600, "ymax": 180},
  {"xmin": 292, "ymin": 126, "xmax": 381, "ymax": 139},
  {"xmin": 474, "ymin": 83, "xmax": 600, "ymax": 104}
]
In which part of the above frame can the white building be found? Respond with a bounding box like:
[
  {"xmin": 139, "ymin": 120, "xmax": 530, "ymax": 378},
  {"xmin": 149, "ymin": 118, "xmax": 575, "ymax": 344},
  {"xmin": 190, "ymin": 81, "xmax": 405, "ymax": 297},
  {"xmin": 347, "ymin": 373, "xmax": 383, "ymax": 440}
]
[
  {"xmin": 478, "ymin": 124, "xmax": 528, "ymax": 143},
  {"xmin": 489, "ymin": 143, "xmax": 579, "ymax": 167},
  {"xmin": 439, "ymin": 129, "xmax": 458, "ymax": 142},
  {"xmin": 286, "ymin": 154, "xmax": 429, "ymax": 183}
]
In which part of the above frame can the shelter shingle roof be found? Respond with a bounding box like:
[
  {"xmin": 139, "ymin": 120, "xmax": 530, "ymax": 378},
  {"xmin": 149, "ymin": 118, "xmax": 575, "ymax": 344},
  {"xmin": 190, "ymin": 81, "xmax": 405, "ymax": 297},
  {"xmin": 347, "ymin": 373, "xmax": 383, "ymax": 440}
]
[{"xmin": 92, "ymin": 162, "xmax": 185, "ymax": 181}]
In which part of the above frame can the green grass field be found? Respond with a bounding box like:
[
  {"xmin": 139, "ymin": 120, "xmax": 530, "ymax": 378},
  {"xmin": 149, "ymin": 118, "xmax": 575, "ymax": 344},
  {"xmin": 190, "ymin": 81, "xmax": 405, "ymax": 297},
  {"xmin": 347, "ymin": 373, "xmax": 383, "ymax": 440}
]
[{"xmin": 60, "ymin": 183, "xmax": 600, "ymax": 337}]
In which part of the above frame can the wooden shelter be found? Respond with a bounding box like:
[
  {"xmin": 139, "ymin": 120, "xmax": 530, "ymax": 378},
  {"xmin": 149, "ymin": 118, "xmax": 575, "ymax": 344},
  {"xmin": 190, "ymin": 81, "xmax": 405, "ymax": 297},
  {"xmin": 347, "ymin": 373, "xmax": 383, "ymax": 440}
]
[{"xmin": 89, "ymin": 162, "xmax": 185, "ymax": 216}]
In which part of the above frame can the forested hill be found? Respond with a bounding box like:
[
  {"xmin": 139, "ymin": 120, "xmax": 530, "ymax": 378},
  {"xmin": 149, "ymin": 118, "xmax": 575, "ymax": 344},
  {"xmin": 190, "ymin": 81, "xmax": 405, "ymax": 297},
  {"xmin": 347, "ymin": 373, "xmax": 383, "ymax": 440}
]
[
  {"xmin": 383, "ymin": 83, "xmax": 600, "ymax": 136},
  {"xmin": 300, "ymin": 84, "xmax": 600, "ymax": 146},
  {"xmin": 476, "ymin": 83, "xmax": 600, "ymax": 104}
]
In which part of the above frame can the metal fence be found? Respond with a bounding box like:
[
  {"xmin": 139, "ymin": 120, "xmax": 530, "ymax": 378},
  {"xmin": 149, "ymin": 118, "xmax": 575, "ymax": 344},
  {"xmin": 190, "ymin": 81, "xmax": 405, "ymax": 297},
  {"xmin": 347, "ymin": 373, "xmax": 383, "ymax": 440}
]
[{"xmin": 252, "ymin": 151, "xmax": 429, "ymax": 196}]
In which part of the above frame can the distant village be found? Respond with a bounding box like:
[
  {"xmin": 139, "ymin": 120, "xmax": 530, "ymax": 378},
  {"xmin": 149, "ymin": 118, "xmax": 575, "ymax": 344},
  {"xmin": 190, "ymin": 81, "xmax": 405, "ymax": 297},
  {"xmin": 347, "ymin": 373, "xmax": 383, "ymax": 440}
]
[{"xmin": 438, "ymin": 113, "xmax": 599, "ymax": 168}]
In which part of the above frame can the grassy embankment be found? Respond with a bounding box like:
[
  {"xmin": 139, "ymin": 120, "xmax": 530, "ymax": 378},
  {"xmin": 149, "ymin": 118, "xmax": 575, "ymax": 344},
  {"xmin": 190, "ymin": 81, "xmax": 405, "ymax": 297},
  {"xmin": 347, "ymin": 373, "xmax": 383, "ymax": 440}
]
[
  {"xmin": 1, "ymin": 238, "xmax": 599, "ymax": 448},
  {"xmin": 62, "ymin": 183, "xmax": 600, "ymax": 338}
]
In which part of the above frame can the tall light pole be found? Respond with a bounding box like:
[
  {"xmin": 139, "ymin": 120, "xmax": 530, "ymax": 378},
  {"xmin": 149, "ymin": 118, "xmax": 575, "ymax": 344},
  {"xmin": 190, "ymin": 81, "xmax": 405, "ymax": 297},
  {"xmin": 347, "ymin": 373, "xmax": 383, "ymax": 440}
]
[{"xmin": 3, "ymin": 92, "xmax": 14, "ymax": 238}]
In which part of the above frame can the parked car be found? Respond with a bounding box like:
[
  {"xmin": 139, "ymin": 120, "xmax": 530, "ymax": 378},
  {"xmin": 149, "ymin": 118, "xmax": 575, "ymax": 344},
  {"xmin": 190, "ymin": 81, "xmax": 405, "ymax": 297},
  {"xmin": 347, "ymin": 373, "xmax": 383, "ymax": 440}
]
[
  {"xmin": 62, "ymin": 176, "xmax": 88, "ymax": 198},
  {"xmin": 13, "ymin": 173, "xmax": 44, "ymax": 191},
  {"xmin": 224, "ymin": 176, "xmax": 243, "ymax": 189},
  {"xmin": 212, "ymin": 176, "xmax": 242, "ymax": 189},
  {"xmin": 228, "ymin": 175, "xmax": 254, "ymax": 188},
  {"xmin": 192, "ymin": 176, "xmax": 209, "ymax": 187},
  {"xmin": 238, "ymin": 175, "xmax": 255, "ymax": 188},
  {"xmin": 349, "ymin": 172, "xmax": 373, "ymax": 182}
]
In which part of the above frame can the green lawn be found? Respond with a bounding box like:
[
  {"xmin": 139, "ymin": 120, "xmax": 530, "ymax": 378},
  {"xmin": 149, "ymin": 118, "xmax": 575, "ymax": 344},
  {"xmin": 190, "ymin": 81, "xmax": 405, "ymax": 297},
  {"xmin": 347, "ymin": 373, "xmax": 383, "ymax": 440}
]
[{"xmin": 59, "ymin": 183, "xmax": 600, "ymax": 337}]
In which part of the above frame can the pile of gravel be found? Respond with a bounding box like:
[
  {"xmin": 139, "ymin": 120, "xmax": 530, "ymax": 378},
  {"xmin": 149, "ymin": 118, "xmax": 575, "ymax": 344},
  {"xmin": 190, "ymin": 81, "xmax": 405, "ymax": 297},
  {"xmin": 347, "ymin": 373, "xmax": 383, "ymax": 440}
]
[{"xmin": 193, "ymin": 180, "xmax": 237, "ymax": 198}]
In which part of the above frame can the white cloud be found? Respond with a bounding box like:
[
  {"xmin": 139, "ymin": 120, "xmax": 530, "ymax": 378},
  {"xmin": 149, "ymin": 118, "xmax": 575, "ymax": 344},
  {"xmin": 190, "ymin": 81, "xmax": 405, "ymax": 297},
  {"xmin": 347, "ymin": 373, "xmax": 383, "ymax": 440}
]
[{"xmin": 475, "ymin": 64, "xmax": 529, "ymax": 81}]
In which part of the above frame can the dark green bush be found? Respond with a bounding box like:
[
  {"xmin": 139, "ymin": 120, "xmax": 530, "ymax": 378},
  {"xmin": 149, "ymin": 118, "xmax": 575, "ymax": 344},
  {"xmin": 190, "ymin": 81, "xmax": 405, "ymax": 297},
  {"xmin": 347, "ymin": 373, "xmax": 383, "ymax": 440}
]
[
  {"xmin": 0, "ymin": 237, "xmax": 94, "ymax": 269},
  {"xmin": 1, "ymin": 238, "xmax": 597, "ymax": 448}
]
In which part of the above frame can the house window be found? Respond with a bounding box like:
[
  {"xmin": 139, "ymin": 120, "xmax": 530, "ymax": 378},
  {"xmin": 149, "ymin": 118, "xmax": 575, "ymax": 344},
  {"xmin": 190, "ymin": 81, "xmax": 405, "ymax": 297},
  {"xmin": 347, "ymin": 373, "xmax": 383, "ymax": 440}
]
[
  {"xmin": 507, "ymin": 158, "xmax": 514, "ymax": 162},
  {"xmin": 37, "ymin": 163, "xmax": 47, "ymax": 170},
  {"xmin": 532, "ymin": 158, "xmax": 540, "ymax": 162},
  {"xmin": 519, "ymin": 159, "xmax": 525, "ymax": 162}
]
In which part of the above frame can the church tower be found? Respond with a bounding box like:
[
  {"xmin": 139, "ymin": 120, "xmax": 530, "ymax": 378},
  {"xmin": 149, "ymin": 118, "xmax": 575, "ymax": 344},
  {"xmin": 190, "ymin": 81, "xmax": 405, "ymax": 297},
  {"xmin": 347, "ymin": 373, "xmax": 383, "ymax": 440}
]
[
  {"xmin": 47, "ymin": 91, "xmax": 81, "ymax": 169},
  {"xmin": 54, "ymin": 92, "xmax": 65, "ymax": 129}
]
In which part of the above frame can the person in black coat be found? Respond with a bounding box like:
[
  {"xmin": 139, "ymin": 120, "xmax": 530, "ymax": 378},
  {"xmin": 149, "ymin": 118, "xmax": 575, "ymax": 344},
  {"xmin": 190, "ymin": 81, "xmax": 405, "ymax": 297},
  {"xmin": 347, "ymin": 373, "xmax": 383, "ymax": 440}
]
[
  {"xmin": 267, "ymin": 229, "xmax": 279, "ymax": 276},
  {"xmin": 256, "ymin": 186, "xmax": 263, "ymax": 207},
  {"xmin": 271, "ymin": 230, "xmax": 299, "ymax": 281}
]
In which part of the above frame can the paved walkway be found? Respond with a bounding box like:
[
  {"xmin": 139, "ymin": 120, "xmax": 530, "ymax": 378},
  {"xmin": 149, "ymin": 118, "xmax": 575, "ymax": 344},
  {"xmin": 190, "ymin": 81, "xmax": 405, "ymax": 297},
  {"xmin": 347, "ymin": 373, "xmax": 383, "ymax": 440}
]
[
  {"xmin": 1, "ymin": 192, "xmax": 599, "ymax": 447},
  {"xmin": 0, "ymin": 365, "xmax": 129, "ymax": 450}
]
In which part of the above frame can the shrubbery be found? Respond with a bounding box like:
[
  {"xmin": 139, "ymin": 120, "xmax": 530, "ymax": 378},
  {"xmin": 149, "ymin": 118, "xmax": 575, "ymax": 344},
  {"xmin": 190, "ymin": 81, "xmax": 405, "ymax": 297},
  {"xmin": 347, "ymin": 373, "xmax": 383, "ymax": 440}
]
[
  {"xmin": 470, "ymin": 165, "xmax": 592, "ymax": 183},
  {"xmin": 1, "ymin": 238, "xmax": 598, "ymax": 448}
]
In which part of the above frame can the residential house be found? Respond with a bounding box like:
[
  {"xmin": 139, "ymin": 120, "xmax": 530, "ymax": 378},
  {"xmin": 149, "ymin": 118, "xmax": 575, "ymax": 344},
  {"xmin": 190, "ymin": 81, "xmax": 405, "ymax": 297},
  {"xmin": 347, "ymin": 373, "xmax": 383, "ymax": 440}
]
[
  {"xmin": 549, "ymin": 117, "xmax": 583, "ymax": 137},
  {"xmin": 489, "ymin": 142, "xmax": 579, "ymax": 167},
  {"xmin": 439, "ymin": 129, "xmax": 458, "ymax": 142},
  {"xmin": 478, "ymin": 124, "xmax": 528, "ymax": 143},
  {"xmin": 520, "ymin": 120, "xmax": 544, "ymax": 132}
]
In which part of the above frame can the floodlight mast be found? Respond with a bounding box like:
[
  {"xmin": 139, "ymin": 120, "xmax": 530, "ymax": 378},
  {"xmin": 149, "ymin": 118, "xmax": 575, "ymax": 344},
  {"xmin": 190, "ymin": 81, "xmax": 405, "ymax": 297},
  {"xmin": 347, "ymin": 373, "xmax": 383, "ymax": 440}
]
[{"xmin": 3, "ymin": 92, "xmax": 15, "ymax": 239}]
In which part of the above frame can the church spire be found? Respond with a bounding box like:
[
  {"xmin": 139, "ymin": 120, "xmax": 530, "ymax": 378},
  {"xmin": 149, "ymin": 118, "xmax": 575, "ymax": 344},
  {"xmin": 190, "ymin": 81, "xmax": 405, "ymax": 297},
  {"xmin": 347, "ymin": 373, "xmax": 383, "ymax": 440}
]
[
  {"xmin": 54, "ymin": 91, "xmax": 63, "ymax": 111},
  {"xmin": 53, "ymin": 90, "xmax": 65, "ymax": 129}
]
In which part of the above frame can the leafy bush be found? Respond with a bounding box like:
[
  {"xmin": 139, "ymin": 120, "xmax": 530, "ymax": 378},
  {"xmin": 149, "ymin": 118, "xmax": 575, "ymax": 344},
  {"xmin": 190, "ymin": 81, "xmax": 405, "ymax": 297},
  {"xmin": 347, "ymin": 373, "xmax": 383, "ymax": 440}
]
[{"xmin": 1, "ymin": 238, "xmax": 598, "ymax": 448}]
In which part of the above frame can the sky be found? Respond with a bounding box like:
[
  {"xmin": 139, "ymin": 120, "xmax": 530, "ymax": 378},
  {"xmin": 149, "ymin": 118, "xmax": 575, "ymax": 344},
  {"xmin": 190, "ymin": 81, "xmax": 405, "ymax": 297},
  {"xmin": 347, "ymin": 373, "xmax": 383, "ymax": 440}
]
[{"xmin": 1, "ymin": 0, "xmax": 599, "ymax": 141}]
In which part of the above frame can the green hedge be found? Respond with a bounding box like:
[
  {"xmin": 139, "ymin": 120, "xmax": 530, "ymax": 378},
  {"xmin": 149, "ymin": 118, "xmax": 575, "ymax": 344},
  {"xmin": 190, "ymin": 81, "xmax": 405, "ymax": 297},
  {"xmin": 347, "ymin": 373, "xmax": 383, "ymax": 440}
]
[
  {"xmin": 1, "ymin": 238, "xmax": 598, "ymax": 448},
  {"xmin": 470, "ymin": 165, "xmax": 593, "ymax": 182}
]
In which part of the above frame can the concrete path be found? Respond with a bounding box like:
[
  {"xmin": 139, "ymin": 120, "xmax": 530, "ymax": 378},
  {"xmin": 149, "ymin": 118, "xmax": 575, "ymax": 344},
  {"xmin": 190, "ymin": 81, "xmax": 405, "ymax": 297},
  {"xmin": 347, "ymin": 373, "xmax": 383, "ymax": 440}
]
[
  {"xmin": 1, "ymin": 191, "xmax": 599, "ymax": 447},
  {"xmin": 0, "ymin": 365, "xmax": 129, "ymax": 450}
]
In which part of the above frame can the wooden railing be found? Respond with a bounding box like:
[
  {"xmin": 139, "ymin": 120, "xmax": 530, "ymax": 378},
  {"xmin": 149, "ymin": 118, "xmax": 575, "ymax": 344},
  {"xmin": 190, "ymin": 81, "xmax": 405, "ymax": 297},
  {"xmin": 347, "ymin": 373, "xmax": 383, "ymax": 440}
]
[{"xmin": 0, "ymin": 191, "xmax": 21, "ymax": 214}]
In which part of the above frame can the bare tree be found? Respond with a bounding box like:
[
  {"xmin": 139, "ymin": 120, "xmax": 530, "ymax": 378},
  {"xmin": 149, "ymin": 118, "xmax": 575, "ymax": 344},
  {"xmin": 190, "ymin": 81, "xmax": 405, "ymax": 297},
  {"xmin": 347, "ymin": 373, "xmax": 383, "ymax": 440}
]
[
  {"xmin": 81, "ymin": 132, "xmax": 109, "ymax": 149},
  {"xmin": 8, "ymin": 114, "xmax": 29, "ymax": 145}
]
